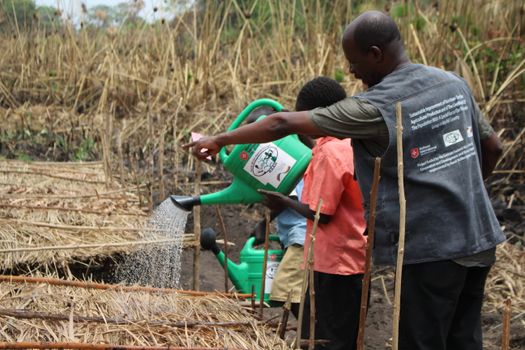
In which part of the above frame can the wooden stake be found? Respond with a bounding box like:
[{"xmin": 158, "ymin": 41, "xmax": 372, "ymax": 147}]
[
  {"xmin": 215, "ymin": 206, "xmax": 230, "ymax": 292},
  {"xmin": 173, "ymin": 106, "xmax": 180, "ymax": 192},
  {"xmin": 277, "ymin": 292, "xmax": 292, "ymax": 339},
  {"xmin": 356, "ymin": 157, "xmax": 382, "ymax": 350},
  {"xmin": 0, "ymin": 342, "xmax": 243, "ymax": 350},
  {"xmin": 501, "ymin": 297, "xmax": 511, "ymax": 350},
  {"xmin": 259, "ymin": 209, "xmax": 272, "ymax": 319},
  {"xmin": 0, "ymin": 308, "xmax": 253, "ymax": 328},
  {"xmin": 117, "ymin": 126, "xmax": 125, "ymax": 183},
  {"xmin": 0, "ymin": 275, "xmax": 251, "ymax": 298},
  {"xmin": 392, "ymin": 102, "xmax": 407, "ymax": 350},
  {"xmin": 193, "ymin": 160, "xmax": 202, "ymax": 291},
  {"xmin": 159, "ymin": 127, "xmax": 166, "ymax": 200},
  {"xmin": 0, "ymin": 236, "xmax": 196, "ymax": 253},
  {"xmin": 251, "ymin": 285, "xmax": 256, "ymax": 313},
  {"xmin": 296, "ymin": 199, "xmax": 323, "ymax": 350}
]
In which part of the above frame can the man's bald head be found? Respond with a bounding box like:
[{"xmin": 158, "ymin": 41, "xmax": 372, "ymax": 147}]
[
  {"xmin": 343, "ymin": 11, "xmax": 402, "ymax": 54},
  {"xmin": 341, "ymin": 11, "xmax": 409, "ymax": 87}
]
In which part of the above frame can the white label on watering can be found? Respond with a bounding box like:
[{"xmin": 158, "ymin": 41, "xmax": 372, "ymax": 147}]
[
  {"xmin": 243, "ymin": 143, "xmax": 296, "ymax": 188},
  {"xmin": 265, "ymin": 261, "xmax": 280, "ymax": 294}
]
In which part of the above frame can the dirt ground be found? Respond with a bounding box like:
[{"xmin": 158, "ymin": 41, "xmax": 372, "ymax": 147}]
[{"xmin": 177, "ymin": 202, "xmax": 524, "ymax": 350}]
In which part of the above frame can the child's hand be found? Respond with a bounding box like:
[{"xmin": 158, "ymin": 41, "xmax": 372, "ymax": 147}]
[
  {"xmin": 249, "ymin": 219, "xmax": 267, "ymax": 246},
  {"xmin": 258, "ymin": 189, "xmax": 288, "ymax": 212}
]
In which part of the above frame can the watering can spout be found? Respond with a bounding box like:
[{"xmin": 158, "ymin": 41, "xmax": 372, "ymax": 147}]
[
  {"xmin": 201, "ymin": 228, "xmax": 221, "ymax": 255},
  {"xmin": 200, "ymin": 228, "xmax": 247, "ymax": 286},
  {"xmin": 170, "ymin": 195, "xmax": 201, "ymax": 211}
]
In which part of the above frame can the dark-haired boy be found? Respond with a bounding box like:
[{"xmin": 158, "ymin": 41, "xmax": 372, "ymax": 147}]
[{"xmin": 261, "ymin": 76, "xmax": 367, "ymax": 350}]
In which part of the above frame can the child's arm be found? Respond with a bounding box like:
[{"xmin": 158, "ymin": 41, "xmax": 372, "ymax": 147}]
[{"xmin": 259, "ymin": 189, "xmax": 331, "ymax": 224}]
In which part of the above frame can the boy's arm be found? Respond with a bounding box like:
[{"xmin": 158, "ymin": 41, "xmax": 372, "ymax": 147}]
[{"xmin": 259, "ymin": 190, "xmax": 331, "ymax": 224}]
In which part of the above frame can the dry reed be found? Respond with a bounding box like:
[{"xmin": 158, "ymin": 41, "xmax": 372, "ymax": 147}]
[
  {"xmin": 0, "ymin": 160, "xmax": 196, "ymax": 273},
  {"xmin": 0, "ymin": 277, "xmax": 291, "ymax": 349}
]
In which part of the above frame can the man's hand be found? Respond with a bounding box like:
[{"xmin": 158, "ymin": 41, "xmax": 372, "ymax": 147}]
[
  {"xmin": 183, "ymin": 135, "xmax": 222, "ymax": 160},
  {"xmin": 258, "ymin": 189, "xmax": 290, "ymax": 212}
]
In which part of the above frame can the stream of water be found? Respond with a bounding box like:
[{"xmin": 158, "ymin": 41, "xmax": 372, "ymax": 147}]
[{"xmin": 116, "ymin": 198, "xmax": 189, "ymax": 288}]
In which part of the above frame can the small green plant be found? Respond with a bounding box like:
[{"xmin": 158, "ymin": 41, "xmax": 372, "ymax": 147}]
[
  {"xmin": 74, "ymin": 137, "xmax": 96, "ymax": 161},
  {"xmin": 16, "ymin": 153, "xmax": 33, "ymax": 162}
]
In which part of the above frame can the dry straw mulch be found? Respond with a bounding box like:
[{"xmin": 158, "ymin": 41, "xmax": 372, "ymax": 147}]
[
  {"xmin": 485, "ymin": 242, "xmax": 525, "ymax": 315},
  {"xmin": 0, "ymin": 276, "xmax": 289, "ymax": 349},
  {"xmin": 0, "ymin": 160, "xmax": 195, "ymax": 273}
]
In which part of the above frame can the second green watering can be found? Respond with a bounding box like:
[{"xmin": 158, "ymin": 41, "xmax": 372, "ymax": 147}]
[
  {"xmin": 200, "ymin": 227, "xmax": 284, "ymax": 303},
  {"xmin": 170, "ymin": 98, "xmax": 312, "ymax": 210}
]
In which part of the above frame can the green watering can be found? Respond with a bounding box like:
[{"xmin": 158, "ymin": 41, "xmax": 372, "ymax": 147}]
[
  {"xmin": 170, "ymin": 98, "xmax": 312, "ymax": 211},
  {"xmin": 200, "ymin": 227, "xmax": 283, "ymax": 303}
]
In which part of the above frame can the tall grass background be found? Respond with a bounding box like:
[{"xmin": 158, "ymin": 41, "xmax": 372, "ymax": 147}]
[{"xmin": 0, "ymin": 0, "xmax": 523, "ymax": 207}]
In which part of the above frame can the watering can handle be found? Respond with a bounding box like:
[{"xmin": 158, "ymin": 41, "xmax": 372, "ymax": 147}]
[{"xmin": 219, "ymin": 99, "xmax": 284, "ymax": 162}]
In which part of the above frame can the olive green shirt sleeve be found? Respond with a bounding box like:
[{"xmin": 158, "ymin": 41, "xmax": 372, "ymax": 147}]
[
  {"xmin": 309, "ymin": 97, "xmax": 389, "ymax": 156},
  {"xmin": 308, "ymin": 96, "xmax": 494, "ymax": 153},
  {"xmin": 309, "ymin": 97, "xmax": 388, "ymax": 139}
]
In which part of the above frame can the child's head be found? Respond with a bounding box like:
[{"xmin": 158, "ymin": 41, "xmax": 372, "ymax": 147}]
[{"xmin": 295, "ymin": 76, "xmax": 347, "ymax": 111}]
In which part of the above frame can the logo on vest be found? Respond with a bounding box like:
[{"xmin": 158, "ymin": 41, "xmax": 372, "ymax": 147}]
[
  {"xmin": 410, "ymin": 147, "xmax": 420, "ymax": 159},
  {"xmin": 443, "ymin": 129, "xmax": 464, "ymax": 147}
]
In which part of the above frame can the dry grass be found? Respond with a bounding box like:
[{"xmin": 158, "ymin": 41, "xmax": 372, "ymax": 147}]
[
  {"xmin": 0, "ymin": 160, "xmax": 197, "ymax": 273},
  {"xmin": 485, "ymin": 243, "xmax": 525, "ymax": 315},
  {"xmin": 0, "ymin": 1, "xmax": 523, "ymax": 207},
  {"xmin": 0, "ymin": 1, "xmax": 523, "ymax": 346},
  {"xmin": 0, "ymin": 276, "xmax": 288, "ymax": 349}
]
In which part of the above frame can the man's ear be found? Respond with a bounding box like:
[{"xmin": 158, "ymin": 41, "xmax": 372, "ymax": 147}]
[{"xmin": 369, "ymin": 46, "xmax": 383, "ymax": 62}]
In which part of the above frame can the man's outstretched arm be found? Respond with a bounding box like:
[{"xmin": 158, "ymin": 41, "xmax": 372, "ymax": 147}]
[{"xmin": 183, "ymin": 111, "xmax": 325, "ymax": 160}]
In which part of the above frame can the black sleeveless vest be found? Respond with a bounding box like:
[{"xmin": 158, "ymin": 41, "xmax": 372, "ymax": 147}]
[{"xmin": 354, "ymin": 64, "xmax": 504, "ymax": 266}]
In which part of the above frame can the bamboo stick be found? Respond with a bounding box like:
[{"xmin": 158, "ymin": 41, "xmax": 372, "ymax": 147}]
[
  {"xmin": 159, "ymin": 127, "xmax": 166, "ymax": 200},
  {"xmin": 251, "ymin": 285, "xmax": 256, "ymax": 314},
  {"xmin": 392, "ymin": 102, "xmax": 407, "ymax": 350},
  {"xmin": 0, "ymin": 204, "xmax": 147, "ymax": 217},
  {"xmin": 0, "ymin": 170, "xmax": 105, "ymax": 184},
  {"xmin": 0, "ymin": 275, "xmax": 251, "ymax": 298},
  {"xmin": 0, "ymin": 343, "xmax": 243, "ymax": 350},
  {"xmin": 193, "ymin": 160, "xmax": 202, "ymax": 291},
  {"xmin": 0, "ymin": 185, "xmax": 147, "ymax": 200},
  {"xmin": 0, "ymin": 219, "xmax": 160, "ymax": 232},
  {"xmin": 296, "ymin": 199, "xmax": 323, "ymax": 350},
  {"xmin": 0, "ymin": 237, "xmax": 197, "ymax": 253},
  {"xmin": 215, "ymin": 206, "xmax": 230, "ymax": 293},
  {"xmin": 277, "ymin": 292, "xmax": 292, "ymax": 339},
  {"xmin": 0, "ymin": 308, "xmax": 253, "ymax": 328},
  {"xmin": 117, "ymin": 127, "xmax": 126, "ymax": 183},
  {"xmin": 356, "ymin": 157, "xmax": 382, "ymax": 350},
  {"xmin": 147, "ymin": 93, "xmax": 154, "ymax": 212},
  {"xmin": 102, "ymin": 110, "xmax": 113, "ymax": 189},
  {"xmin": 259, "ymin": 209, "xmax": 271, "ymax": 319},
  {"xmin": 307, "ymin": 200, "xmax": 322, "ymax": 350},
  {"xmin": 410, "ymin": 23, "xmax": 428, "ymax": 65},
  {"xmin": 501, "ymin": 298, "xmax": 511, "ymax": 350}
]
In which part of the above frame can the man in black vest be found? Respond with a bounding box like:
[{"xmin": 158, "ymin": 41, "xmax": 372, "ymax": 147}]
[{"xmin": 184, "ymin": 11, "xmax": 505, "ymax": 350}]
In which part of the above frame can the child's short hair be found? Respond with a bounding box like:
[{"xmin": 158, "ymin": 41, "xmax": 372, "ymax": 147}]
[{"xmin": 295, "ymin": 76, "xmax": 347, "ymax": 111}]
